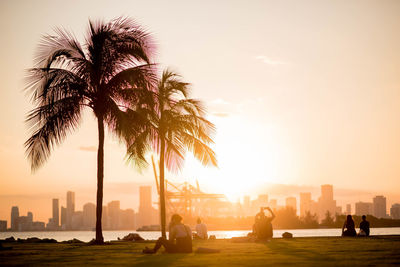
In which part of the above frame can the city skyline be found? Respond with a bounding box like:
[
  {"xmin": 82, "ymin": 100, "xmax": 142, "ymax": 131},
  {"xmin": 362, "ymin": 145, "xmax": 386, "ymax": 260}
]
[{"xmin": 1, "ymin": 184, "xmax": 399, "ymax": 230}]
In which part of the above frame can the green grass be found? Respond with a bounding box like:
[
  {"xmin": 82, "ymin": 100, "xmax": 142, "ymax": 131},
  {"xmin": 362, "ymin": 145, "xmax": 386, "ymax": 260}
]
[{"xmin": 1, "ymin": 236, "xmax": 400, "ymax": 266}]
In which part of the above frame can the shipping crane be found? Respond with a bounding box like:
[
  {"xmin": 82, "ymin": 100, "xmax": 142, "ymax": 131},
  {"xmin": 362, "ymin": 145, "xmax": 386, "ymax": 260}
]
[{"xmin": 151, "ymin": 155, "xmax": 225, "ymax": 217}]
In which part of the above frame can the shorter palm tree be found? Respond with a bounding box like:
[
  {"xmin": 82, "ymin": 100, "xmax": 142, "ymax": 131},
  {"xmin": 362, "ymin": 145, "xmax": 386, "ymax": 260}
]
[{"xmin": 127, "ymin": 69, "xmax": 217, "ymax": 238}]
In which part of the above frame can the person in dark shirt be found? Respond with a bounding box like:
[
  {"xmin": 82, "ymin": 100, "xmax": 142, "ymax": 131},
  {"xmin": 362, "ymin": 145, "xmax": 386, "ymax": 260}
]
[
  {"xmin": 254, "ymin": 207, "xmax": 275, "ymax": 240},
  {"xmin": 359, "ymin": 215, "xmax": 370, "ymax": 236},
  {"xmin": 342, "ymin": 215, "xmax": 357, "ymax": 237},
  {"xmin": 142, "ymin": 214, "xmax": 192, "ymax": 254}
]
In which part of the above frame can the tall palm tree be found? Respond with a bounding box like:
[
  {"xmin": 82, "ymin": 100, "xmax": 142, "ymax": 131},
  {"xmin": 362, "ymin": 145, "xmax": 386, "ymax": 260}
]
[
  {"xmin": 25, "ymin": 17, "xmax": 156, "ymax": 244},
  {"xmin": 129, "ymin": 69, "xmax": 217, "ymax": 238}
]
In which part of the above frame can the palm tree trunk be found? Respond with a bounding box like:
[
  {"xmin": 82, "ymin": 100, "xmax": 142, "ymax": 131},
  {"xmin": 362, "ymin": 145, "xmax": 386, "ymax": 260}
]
[
  {"xmin": 95, "ymin": 116, "xmax": 105, "ymax": 244},
  {"xmin": 159, "ymin": 136, "xmax": 167, "ymax": 238}
]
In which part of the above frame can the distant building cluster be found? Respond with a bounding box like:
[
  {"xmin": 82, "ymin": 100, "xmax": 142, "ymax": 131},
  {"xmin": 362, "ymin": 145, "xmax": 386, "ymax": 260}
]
[
  {"xmin": 241, "ymin": 185, "xmax": 400, "ymax": 222},
  {"xmin": 2, "ymin": 207, "xmax": 46, "ymax": 231},
  {"xmin": 1, "ymin": 184, "xmax": 400, "ymax": 232},
  {"xmin": 354, "ymin": 195, "xmax": 398, "ymax": 219},
  {"xmin": 0, "ymin": 186, "xmax": 158, "ymax": 232}
]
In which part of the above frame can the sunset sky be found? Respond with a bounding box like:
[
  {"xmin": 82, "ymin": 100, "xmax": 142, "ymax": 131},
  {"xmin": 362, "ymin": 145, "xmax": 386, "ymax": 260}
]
[{"xmin": 1, "ymin": 0, "xmax": 400, "ymax": 223}]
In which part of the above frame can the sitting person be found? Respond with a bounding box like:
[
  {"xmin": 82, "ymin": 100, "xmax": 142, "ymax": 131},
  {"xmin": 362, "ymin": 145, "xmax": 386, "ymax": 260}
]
[
  {"xmin": 194, "ymin": 218, "xmax": 208, "ymax": 239},
  {"xmin": 143, "ymin": 214, "xmax": 192, "ymax": 254},
  {"xmin": 342, "ymin": 215, "xmax": 357, "ymax": 237},
  {"xmin": 358, "ymin": 215, "xmax": 370, "ymax": 237},
  {"xmin": 254, "ymin": 207, "xmax": 275, "ymax": 240}
]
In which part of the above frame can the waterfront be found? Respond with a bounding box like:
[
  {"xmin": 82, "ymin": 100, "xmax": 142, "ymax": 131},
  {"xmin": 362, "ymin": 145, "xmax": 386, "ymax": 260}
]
[{"xmin": 1, "ymin": 227, "xmax": 400, "ymax": 242}]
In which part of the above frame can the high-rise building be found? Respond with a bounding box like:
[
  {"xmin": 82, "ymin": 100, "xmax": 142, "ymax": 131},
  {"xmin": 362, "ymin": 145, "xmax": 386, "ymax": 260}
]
[
  {"xmin": 321, "ymin": 185, "xmax": 333, "ymax": 200},
  {"xmin": 11, "ymin": 206, "xmax": 19, "ymax": 230},
  {"xmin": 60, "ymin": 206, "xmax": 67, "ymax": 228},
  {"xmin": 83, "ymin": 203, "xmax": 96, "ymax": 229},
  {"xmin": 140, "ymin": 186, "xmax": 152, "ymax": 209},
  {"xmin": 373, "ymin": 196, "xmax": 387, "ymax": 218},
  {"xmin": 390, "ymin": 203, "xmax": 400, "ymax": 219},
  {"xmin": 66, "ymin": 191, "xmax": 75, "ymax": 229},
  {"xmin": 108, "ymin": 201, "xmax": 120, "ymax": 229},
  {"xmin": 27, "ymin": 212, "xmax": 33, "ymax": 223},
  {"xmin": 318, "ymin": 185, "xmax": 336, "ymax": 220},
  {"xmin": 300, "ymin": 192, "xmax": 312, "ymax": 217},
  {"xmin": 346, "ymin": 204, "xmax": 351, "ymax": 215},
  {"xmin": 355, "ymin": 201, "xmax": 373, "ymax": 216},
  {"xmin": 71, "ymin": 211, "xmax": 83, "ymax": 230},
  {"xmin": 52, "ymin": 199, "xmax": 59, "ymax": 227},
  {"xmin": 120, "ymin": 209, "xmax": 135, "ymax": 230},
  {"xmin": 138, "ymin": 186, "xmax": 153, "ymax": 227},
  {"xmin": 285, "ymin": 197, "xmax": 297, "ymax": 212},
  {"xmin": 0, "ymin": 220, "xmax": 6, "ymax": 231}
]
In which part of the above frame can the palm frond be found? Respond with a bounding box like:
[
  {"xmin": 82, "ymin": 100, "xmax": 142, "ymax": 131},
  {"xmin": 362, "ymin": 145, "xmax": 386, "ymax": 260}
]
[
  {"xmin": 25, "ymin": 96, "xmax": 83, "ymax": 171},
  {"xmin": 26, "ymin": 67, "xmax": 89, "ymax": 104},
  {"xmin": 178, "ymin": 131, "xmax": 217, "ymax": 167},
  {"xmin": 86, "ymin": 17, "xmax": 156, "ymax": 85},
  {"xmin": 106, "ymin": 64, "xmax": 158, "ymax": 101}
]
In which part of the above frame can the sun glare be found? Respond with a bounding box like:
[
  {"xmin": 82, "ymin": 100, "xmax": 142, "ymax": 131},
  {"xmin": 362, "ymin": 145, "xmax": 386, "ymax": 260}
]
[{"xmin": 178, "ymin": 115, "xmax": 289, "ymax": 201}]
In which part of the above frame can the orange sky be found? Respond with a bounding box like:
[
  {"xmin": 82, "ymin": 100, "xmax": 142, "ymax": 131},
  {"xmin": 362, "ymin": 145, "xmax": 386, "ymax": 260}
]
[{"xmin": 1, "ymin": 0, "xmax": 400, "ymax": 223}]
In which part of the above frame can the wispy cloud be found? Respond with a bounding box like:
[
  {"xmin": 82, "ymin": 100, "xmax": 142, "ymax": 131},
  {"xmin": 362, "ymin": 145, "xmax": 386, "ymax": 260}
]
[
  {"xmin": 78, "ymin": 146, "xmax": 97, "ymax": 152},
  {"xmin": 255, "ymin": 55, "xmax": 288, "ymax": 65},
  {"xmin": 212, "ymin": 112, "xmax": 230, "ymax": 117}
]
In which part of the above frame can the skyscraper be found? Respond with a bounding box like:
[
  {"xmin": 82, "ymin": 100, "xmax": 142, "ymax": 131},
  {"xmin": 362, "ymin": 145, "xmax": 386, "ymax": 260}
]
[
  {"xmin": 108, "ymin": 201, "xmax": 120, "ymax": 229},
  {"xmin": 300, "ymin": 192, "xmax": 312, "ymax": 217},
  {"xmin": 321, "ymin": 185, "xmax": 333, "ymax": 200},
  {"xmin": 138, "ymin": 186, "xmax": 153, "ymax": 227},
  {"xmin": 66, "ymin": 191, "xmax": 75, "ymax": 229},
  {"xmin": 52, "ymin": 199, "xmax": 59, "ymax": 227},
  {"xmin": 83, "ymin": 203, "xmax": 96, "ymax": 229},
  {"xmin": 27, "ymin": 212, "xmax": 33, "ymax": 223},
  {"xmin": 11, "ymin": 206, "xmax": 19, "ymax": 230},
  {"xmin": 60, "ymin": 206, "xmax": 67, "ymax": 228},
  {"xmin": 355, "ymin": 201, "xmax": 373, "ymax": 216},
  {"xmin": 318, "ymin": 184, "xmax": 336, "ymax": 220},
  {"xmin": 391, "ymin": 203, "xmax": 400, "ymax": 219},
  {"xmin": 373, "ymin": 195, "xmax": 387, "ymax": 218}
]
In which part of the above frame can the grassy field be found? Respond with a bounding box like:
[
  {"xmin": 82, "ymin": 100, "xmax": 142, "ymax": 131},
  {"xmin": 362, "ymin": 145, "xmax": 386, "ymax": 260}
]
[{"xmin": 1, "ymin": 236, "xmax": 400, "ymax": 266}]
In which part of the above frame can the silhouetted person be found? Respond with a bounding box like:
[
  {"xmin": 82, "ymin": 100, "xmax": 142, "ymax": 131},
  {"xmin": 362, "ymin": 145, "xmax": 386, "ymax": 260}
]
[
  {"xmin": 143, "ymin": 214, "xmax": 192, "ymax": 254},
  {"xmin": 194, "ymin": 218, "xmax": 208, "ymax": 239},
  {"xmin": 342, "ymin": 215, "xmax": 356, "ymax": 237},
  {"xmin": 359, "ymin": 215, "xmax": 370, "ymax": 236},
  {"xmin": 254, "ymin": 207, "xmax": 275, "ymax": 240}
]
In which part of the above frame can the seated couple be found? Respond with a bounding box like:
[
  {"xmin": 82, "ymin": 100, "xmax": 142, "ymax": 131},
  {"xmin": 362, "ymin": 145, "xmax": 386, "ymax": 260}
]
[{"xmin": 342, "ymin": 215, "xmax": 370, "ymax": 237}]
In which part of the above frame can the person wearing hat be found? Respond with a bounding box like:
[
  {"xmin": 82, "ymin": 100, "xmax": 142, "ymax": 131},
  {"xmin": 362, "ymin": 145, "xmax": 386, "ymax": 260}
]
[{"xmin": 143, "ymin": 214, "xmax": 192, "ymax": 254}]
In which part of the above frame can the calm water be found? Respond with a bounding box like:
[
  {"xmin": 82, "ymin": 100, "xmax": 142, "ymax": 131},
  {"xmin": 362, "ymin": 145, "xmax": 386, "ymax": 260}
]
[{"xmin": 1, "ymin": 228, "xmax": 400, "ymax": 242}]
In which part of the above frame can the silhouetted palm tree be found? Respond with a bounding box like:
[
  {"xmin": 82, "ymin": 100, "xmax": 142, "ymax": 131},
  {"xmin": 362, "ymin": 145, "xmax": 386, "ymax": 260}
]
[
  {"xmin": 25, "ymin": 17, "xmax": 156, "ymax": 244},
  {"xmin": 132, "ymin": 69, "xmax": 217, "ymax": 238}
]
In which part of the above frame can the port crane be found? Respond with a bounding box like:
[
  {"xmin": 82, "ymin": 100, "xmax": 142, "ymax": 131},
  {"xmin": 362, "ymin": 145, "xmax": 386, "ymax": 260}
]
[{"xmin": 151, "ymin": 155, "xmax": 225, "ymax": 217}]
